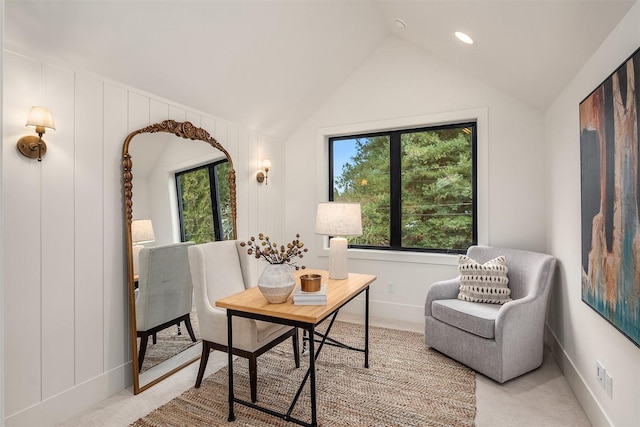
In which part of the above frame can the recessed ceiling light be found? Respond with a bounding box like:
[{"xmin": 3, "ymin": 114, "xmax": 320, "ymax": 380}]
[
  {"xmin": 395, "ymin": 19, "xmax": 407, "ymax": 29},
  {"xmin": 455, "ymin": 31, "xmax": 474, "ymax": 45}
]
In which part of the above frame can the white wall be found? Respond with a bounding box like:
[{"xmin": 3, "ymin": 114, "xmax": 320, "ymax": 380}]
[
  {"xmin": 0, "ymin": 1, "xmax": 5, "ymax": 424},
  {"xmin": 545, "ymin": 3, "xmax": 640, "ymax": 427},
  {"xmin": 283, "ymin": 35, "xmax": 547, "ymax": 325},
  {"xmin": 1, "ymin": 48, "xmax": 280, "ymax": 426}
]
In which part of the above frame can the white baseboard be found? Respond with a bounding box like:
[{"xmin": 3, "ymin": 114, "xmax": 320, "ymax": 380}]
[
  {"xmin": 545, "ymin": 325, "xmax": 613, "ymax": 427},
  {"xmin": 4, "ymin": 363, "xmax": 132, "ymax": 427}
]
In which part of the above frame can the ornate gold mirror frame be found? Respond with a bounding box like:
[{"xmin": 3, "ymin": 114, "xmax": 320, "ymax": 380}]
[{"xmin": 122, "ymin": 120, "xmax": 237, "ymax": 394}]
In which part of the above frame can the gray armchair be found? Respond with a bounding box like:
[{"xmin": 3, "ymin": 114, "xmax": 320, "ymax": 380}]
[
  {"xmin": 136, "ymin": 242, "xmax": 196, "ymax": 370},
  {"xmin": 424, "ymin": 245, "xmax": 556, "ymax": 383}
]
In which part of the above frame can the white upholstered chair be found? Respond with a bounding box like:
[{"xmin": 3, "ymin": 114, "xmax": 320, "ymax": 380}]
[
  {"xmin": 136, "ymin": 242, "xmax": 196, "ymax": 370},
  {"xmin": 424, "ymin": 246, "xmax": 556, "ymax": 383},
  {"xmin": 188, "ymin": 240, "xmax": 299, "ymax": 403}
]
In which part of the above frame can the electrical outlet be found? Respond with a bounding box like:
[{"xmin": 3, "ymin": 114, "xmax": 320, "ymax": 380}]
[
  {"xmin": 604, "ymin": 371, "xmax": 613, "ymax": 398},
  {"xmin": 596, "ymin": 361, "xmax": 605, "ymax": 386},
  {"xmin": 387, "ymin": 283, "xmax": 395, "ymax": 294}
]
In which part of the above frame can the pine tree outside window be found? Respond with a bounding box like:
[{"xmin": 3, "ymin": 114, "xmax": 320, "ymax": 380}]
[{"xmin": 330, "ymin": 122, "xmax": 477, "ymax": 253}]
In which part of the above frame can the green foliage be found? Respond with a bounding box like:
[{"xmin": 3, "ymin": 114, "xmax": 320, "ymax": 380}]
[
  {"xmin": 216, "ymin": 162, "xmax": 234, "ymax": 240},
  {"xmin": 178, "ymin": 161, "xmax": 232, "ymax": 244},
  {"xmin": 179, "ymin": 168, "xmax": 214, "ymax": 244},
  {"xmin": 333, "ymin": 128, "xmax": 473, "ymax": 251}
]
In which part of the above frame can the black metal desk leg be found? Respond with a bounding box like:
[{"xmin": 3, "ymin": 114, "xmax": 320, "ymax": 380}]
[
  {"xmin": 227, "ymin": 311, "xmax": 236, "ymax": 422},
  {"xmin": 309, "ymin": 325, "xmax": 317, "ymax": 427},
  {"xmin": 302, "ymin": 329, "xmax": 308, "ymax": 354},
  {"xmin": 365, "ymin": 286, "xmax": 369, "ymax": 368}
]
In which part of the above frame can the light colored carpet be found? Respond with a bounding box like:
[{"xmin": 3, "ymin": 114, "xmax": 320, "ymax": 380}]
[
  {"xmin": 57, "ymin": 315, "xmax": 592, "ymax": 427},
  {"xmin": 130, "ymin": 321, "xmax": 476, "ymax": 427}
]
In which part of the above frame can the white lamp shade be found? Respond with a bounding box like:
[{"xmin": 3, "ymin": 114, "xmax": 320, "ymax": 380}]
[
  {"xmin": 315, "ymin": 202, "xmax": 362, "ymax": 236},
  {"xmin": 262, "ymin": 158, "xmax": 272, "ymax": 170},
  {"xmin": 315, "ymin": 202, "xmax": 362, "ymax": 279},
  {"xmin": 132, "ymin": 219, "xmax": 155, "ymax": 244},
  {"xmin": 25, "ymin": 106, "xmax": 56, "ymax": 131}
]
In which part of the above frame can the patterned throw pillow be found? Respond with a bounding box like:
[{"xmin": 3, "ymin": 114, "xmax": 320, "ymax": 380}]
[{"xmin": 457, "ymin": 255, "xmax": 512, "ymax": 304}]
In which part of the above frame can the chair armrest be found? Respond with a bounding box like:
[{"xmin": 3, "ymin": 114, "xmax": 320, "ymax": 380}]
[
  {"xmin": 425, "ymin": 277, "xmax": 461, "ymax": 317},
  {"xmin": 494, "ymin": 294, "xmax": 545, "ymax": 345}
]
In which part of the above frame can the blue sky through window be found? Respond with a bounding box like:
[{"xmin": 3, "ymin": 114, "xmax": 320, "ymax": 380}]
[{"xmin": 332, "ymin": 138, "xmax": 357, "ymax": 194}]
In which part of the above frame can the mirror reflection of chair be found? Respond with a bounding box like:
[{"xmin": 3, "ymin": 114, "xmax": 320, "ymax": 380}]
[
  {"xmin": 424, "ymin": 245, "xmax": 557, "ymax": 383},
  {"xmin": 188, "ymin": 240, "xmax": 300, "ymax": 403},
  {"xmin": 136, "ymin": 242, "xmax": 197, "ymax": 370}
]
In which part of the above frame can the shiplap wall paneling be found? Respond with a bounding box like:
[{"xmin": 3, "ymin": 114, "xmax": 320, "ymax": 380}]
[
  {"xmin": 41, "ymin": 63, "xmax": 76, "ymax": 399},
  {"xmin": 74, "ymin": 75, "xmax": 105, "ymax": 384},
  {"xmin": 186, "ymin": 111, "xmax": 201, "ymax": 127},
  {"xmin": 169, "ymin": 105, "xmax": 186, "ymax": 122},
  {"xmin": 149, "ymin": 99, "xmax": 169, "ymax": 124},
  {"xmin": 103, "ymin": 83, "xmax": 129, "ymax": 371},
  {"xmin": 236, "ymin": 127, "xmax": 250, "ymax": 239},
  {"xmin": 3, "ymin": 51, "xmax": 44, "ymax": 415},
  {"xmin": 3, "ymin": 47, "xmax": 280, "ymax": 424},
  {"xmin": 255, "ymin": 133, "xmax": 282, "ymax": 239},
  {"xmin": 128, "ymin": 92, "xmax": 150, "ymax": 133},
  {"xmin": 201, "ymin": 116, "xmax": 215, "ymax": 139},
  {"xmin": 264, "ymin": 134, "xmax": 282, "ymax": 240},
  {"xmin": 247, "ymin": 130, "xmax": 259, "ymax": 237}
]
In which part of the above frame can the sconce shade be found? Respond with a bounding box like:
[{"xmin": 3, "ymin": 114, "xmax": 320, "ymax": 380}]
[
  {"xmin": 262, "ymin": 158, "xmax": 272, "ymax": 170},
  {"xmin": 25, "ymin": 106, "xmax": 56, "ymax": 133},
  {"xmin": 315, "ymin": 202, "xmax": 363, "ymax": 236},
  {"xmin": 17, "ymin": 106, "xmax": 55, "ymax": 161},
  {"xmin": 132, "ymin": 219, "xmax": 155, "ymax": 244}
]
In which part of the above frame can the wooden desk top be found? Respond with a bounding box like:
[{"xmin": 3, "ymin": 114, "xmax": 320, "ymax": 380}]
[{"xmin": 215, "ymin": 269, "xmax": 376, "ymax": 324}]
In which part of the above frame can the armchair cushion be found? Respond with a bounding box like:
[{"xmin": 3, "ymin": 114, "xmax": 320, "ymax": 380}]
[
  {"xmin": 457, "ymin": 255, "xmax": 512, "ymax": 304},
  {"xmin": 432, "ymin": 299, "xmax": 501, "ymax": 339}
]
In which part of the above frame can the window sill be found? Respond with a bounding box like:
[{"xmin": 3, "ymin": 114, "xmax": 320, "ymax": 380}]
[{"xmin": 316, "ymin": 247, "xmax": 459, "ymax": 266}]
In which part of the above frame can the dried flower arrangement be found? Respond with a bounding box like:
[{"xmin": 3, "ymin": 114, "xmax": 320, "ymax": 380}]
[{"xmin": 240, "ymin": 233, "xmax": 308, "ymax": 270}]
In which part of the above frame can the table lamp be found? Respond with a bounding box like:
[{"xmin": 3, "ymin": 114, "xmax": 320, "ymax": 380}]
[{"xmin": 315, "ymin": 202, "xmax": 362, "ymax": 279}]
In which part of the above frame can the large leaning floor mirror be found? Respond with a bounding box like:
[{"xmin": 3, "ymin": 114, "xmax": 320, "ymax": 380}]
[{"xmin": 122, "ymin": 120, "xmax": 237, "ymax": 394}]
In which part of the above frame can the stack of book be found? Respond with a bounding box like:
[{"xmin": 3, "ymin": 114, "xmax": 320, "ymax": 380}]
[{"xmin": 293, "ymin": 284, "xmax": 327, "ymax": 305}]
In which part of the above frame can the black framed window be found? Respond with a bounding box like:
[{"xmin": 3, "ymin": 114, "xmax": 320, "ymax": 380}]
[
  {"xmin": 175, "ymin": 160, "xmax": 232, "ymax": 244},
  {"xmin": 330, "ymin": 122, "xmax": 477, "ymax": 253}
]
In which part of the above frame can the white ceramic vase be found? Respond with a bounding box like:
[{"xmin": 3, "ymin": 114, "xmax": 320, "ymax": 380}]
[{"xmin": 257, "ymin": 264, "xmax": 296, "ymax": 303}]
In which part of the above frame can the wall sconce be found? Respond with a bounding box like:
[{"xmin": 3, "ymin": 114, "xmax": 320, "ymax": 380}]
[
  {"xmin": 256, "ymin": 158, "xmax": 272, "ymax": 185},
  {"xmin": 17, "ymin": 106, "xmax": 56, "ymax": 162}
]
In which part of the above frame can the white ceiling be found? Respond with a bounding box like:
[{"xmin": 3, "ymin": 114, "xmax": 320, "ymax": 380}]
[{"xmin": 5, "ymin": 0, "xmax": 636, "ymax": 139}]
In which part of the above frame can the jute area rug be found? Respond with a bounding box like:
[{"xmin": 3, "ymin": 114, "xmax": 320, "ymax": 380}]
[{"xmin": 131, "ymin": 321, "xmax": 476, "ymax": 427}]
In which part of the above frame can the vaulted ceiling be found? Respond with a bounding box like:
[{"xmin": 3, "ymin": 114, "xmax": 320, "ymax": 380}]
[{"xmin": 5, "ymin": 0, "xmax": 636, "ymax": 138}]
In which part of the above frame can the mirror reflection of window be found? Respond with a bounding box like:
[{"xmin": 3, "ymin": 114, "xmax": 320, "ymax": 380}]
[{"xmin": 175, "ymin": 159, "xmax": 232, "ymax": 243}]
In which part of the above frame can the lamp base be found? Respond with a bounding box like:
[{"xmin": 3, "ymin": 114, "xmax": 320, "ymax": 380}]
[
  {"xmin": 17, "ymin": 135, "xmax": 47, "ymax": 160},
  {"xmin": 328, "ymin": 237, "xmax": 349, "ymax": 279}
]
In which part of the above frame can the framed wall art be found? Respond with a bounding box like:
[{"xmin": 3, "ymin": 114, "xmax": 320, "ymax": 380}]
[{"xmin": 580, "ymin": 46, "xmax": 640, "ymax": 347}]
